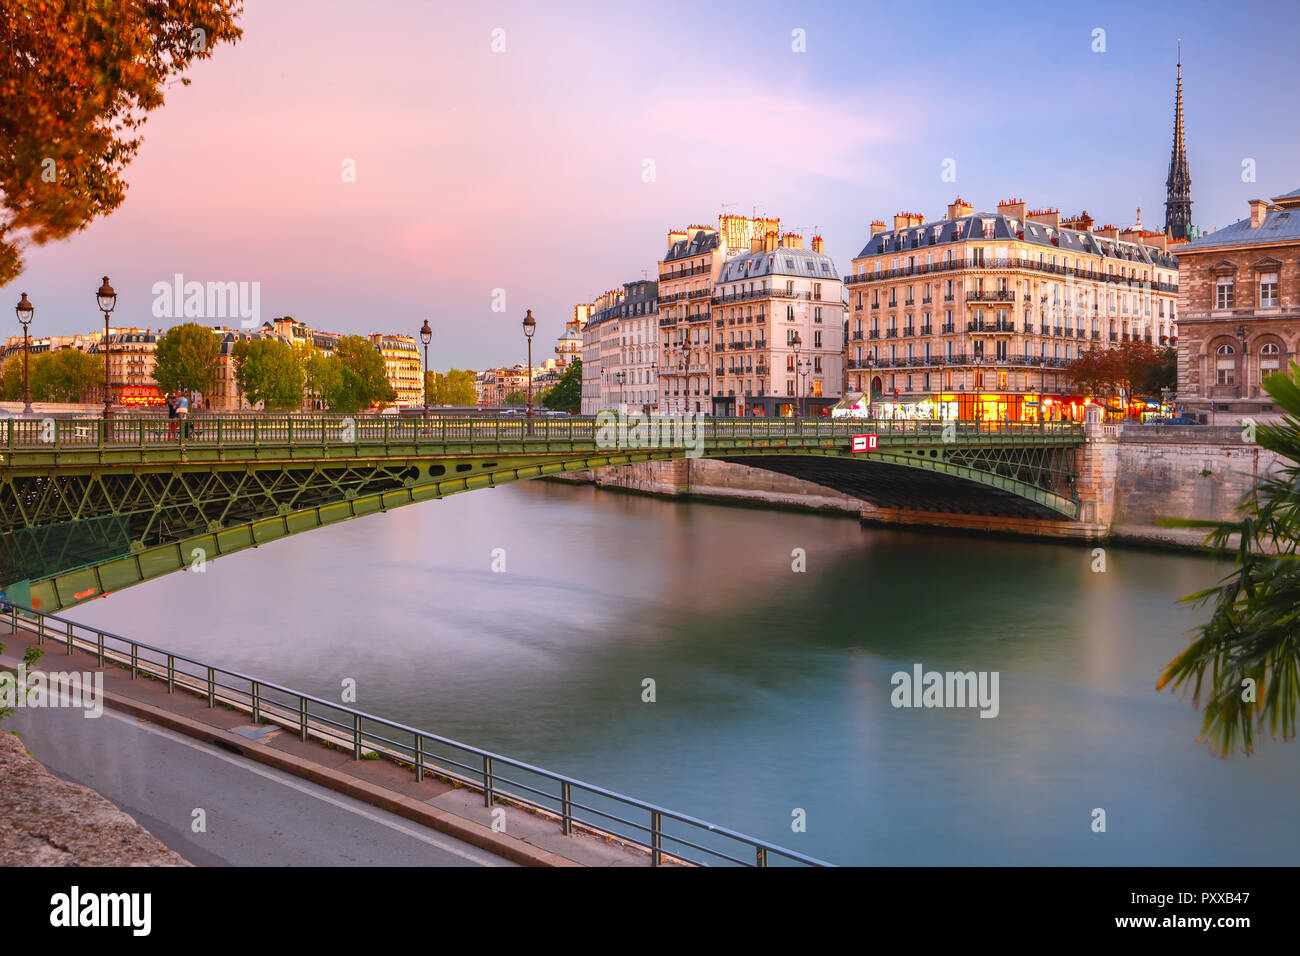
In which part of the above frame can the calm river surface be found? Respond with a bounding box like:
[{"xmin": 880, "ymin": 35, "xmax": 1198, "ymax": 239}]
[{"xmin": 72, "ymin": 480, "xmax": 1300, "ymax": 865}]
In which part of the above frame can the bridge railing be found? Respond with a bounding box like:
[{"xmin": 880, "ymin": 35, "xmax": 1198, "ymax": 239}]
[
  {"xmin": 2, "ymin": 602, "xmax": 829, "ymax": 868},
  {"xmin": 0, "ymin": 415, "xmax": 1083, "ymax": 451}
]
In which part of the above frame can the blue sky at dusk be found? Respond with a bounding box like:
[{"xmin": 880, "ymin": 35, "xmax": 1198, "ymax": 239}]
[{"xmin": 13, "ymin": 0, "xmax": 1299, "ymax": 368}]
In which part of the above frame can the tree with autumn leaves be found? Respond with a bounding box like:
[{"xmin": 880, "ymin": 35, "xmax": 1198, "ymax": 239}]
[
  {"xmin": 1064, "ymin": 341, "xmax": 1176, "ymax": 406},
  {"xmin": 1, "ymin": 1, "xmax": 244, "ymax": 284}
]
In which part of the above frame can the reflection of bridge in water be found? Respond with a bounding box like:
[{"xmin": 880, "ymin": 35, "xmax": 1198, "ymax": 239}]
[{"xmin": 0, "ymin": 416, "xmax": 1084, "ymax": 612}]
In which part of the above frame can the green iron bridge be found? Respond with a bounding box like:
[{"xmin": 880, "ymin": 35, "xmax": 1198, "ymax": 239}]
[{"xmin": 0, "ymin": 415, "xmax": 1084, "ymax": 612}]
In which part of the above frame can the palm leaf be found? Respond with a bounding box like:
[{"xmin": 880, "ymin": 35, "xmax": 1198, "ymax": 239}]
[{"xmin": 1160, "ymin": 363, "xmax": 1300, "ymax": 755}]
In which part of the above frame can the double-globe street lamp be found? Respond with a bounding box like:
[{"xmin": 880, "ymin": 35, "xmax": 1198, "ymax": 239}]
[
  {"xmin": 522, "ymin": 309, "xmax": 536, "ymax": 422},
  {"xmin": 419, "ymin": 319, "xmax": 433, "ymax": 419},
  {"xmin": 792, "ymin": 331, "xmax": 811, "ymax": 418},
  {"xmin": 14, "ymin": 292, "xmax": 34, "ymax": 416},
  {"xmin": 96, "ymin": 276, "xmax": 117, "ymax": 419}
]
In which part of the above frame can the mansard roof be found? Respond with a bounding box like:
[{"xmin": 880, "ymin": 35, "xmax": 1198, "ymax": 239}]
[
  {"xmin": 857, "ymin": 211, "xmax": 1178, "ymax": 270},
  {"xmin": 716, "ymin": 245, "xmax": 839, "ymax": 283}
]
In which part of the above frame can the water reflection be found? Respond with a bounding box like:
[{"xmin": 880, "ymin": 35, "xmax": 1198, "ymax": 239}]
[{"xmin": 72, "ymin": 479, "xmax": 1298, "ymax": 865}]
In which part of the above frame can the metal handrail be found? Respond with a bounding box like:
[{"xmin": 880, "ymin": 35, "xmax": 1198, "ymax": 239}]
[
  {"xmin": 0, "ymin": 415, "xmax": 1085, "ymax": 451},
  {"xmin": 2, "ymin": 602, "xmax": 830, "ymax": 868}
]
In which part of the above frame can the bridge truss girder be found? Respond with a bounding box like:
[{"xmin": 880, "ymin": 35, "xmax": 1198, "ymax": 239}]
[{"xmin": 1, "ymin": 441, "xmax": 1078, "ymax": 613}]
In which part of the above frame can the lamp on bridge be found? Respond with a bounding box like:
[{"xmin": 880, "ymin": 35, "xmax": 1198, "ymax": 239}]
[
  {"xmin": 14, "ymin": 292, "xmax": 34, "ymax": 416},
  {"xmin": 419, "ymin": 319, "xmax": 433, "ymax": 419},
  {"xmin": 522, "ymin": 309, "xmax": 536, "ymax": 421},
  {"xmin": 96, "ymin": 277, "xmax": 117, "ymax": 420}
]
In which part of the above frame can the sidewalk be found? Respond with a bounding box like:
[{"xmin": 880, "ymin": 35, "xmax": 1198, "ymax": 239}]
[{"xmin": 0, "ymin": 621, "xmax": 669, "ymax": 867}]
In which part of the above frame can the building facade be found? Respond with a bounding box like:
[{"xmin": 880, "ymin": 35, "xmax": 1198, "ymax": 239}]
[
  {"xmin": 712, "ymin": 234, "xmax": 844, "ymax": 416},
  {"xmin": 844, "ymin": 198, "xmax": 1180, "ymax": 421},
  {"xmin": 100, "ymin": 329, "xmax": 162, "ymax": 408},
  {"xmin": 1174, "ymin": 188, "xmax": 1300, "ymax": 422},
  {"xmin": 368, "ymin": 333, "xmax": 422, "ymax": 406},
  {"xmin": 657, "ymin": 215, "xmax": 783, "ymax": 415}
]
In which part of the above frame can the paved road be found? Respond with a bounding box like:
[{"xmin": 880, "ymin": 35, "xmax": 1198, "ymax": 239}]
[{"xmin": 5, "ymin": 703, "xmax": 514, "ymax": 867}]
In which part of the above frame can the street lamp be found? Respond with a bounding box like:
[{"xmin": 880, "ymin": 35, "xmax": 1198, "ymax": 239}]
[
  {"xmin": 419, "ymin": 319, "xmax": 433, "ymax": 418},
  {"xmin": 791, "ymin": 331, "xmax": 803, "ymax": 417},
  {"xmin": 522, "ymin": 309, "xmax": 536, "ymax": 421},
  {"xmin": 96, "ymin": 276, "xmax": 117, "ymax": 419},
  {"xmin": 15, "ymin": 292, "xmax": 34, "ymax": 416}
]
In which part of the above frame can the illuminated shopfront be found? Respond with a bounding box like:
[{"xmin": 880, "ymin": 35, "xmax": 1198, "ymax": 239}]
[
  {"xmin": 858, "ymin": 391, "xmax": 1092, "ymax": 422},
  {"xmin": 118, "ymin": 386, "xmax": 164, "ymax": 408}
]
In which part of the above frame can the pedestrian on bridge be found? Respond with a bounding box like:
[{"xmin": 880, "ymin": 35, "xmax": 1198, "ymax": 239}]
[
  {"xmin": 176, "ymin": 393, "xmax": 190, "ymax": 438},
  {"xmin": 166, "ymin": 394, "xmax": 178, "ymax": 440}
]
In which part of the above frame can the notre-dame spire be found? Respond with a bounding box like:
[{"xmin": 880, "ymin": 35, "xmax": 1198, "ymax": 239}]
[{"xmin": 1164, "ymin": 43, "xmax": 1193, "ymax": 240}]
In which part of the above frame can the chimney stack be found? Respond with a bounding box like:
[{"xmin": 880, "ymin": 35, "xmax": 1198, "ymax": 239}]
[
  {"xmin": 1249, "ymin": 199, "xmax": 1269, "ymax": 228},
  {"xmin": 811, "ymin": 235, "xmax": 825, "ymax": 254},
  {"xmin": 870, "ymin": 220, "xmax": 888, "ymax": 237},
  {"xmin": 763, "ymin": 231, "xmax": 779, "ymax": 252},
  {"xmin": 781, "ymin": 232, "xmax": 803, "ymax": 249},
  {"xmin": 997, "ymin": 198, "xmax": 1027, "ymax": 221},
  {"xmin": 947, "ymin": 198, "xmax": 974, "ymax": 220},
  {"xmin": 1027, "ymin": 207, "xmax": 1060, "ymax": 231}
]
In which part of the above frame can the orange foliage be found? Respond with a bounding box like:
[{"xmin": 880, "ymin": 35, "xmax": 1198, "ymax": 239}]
[{"xmin": 0, "ymin": 1, "xmax": 244, "ymax": 284}]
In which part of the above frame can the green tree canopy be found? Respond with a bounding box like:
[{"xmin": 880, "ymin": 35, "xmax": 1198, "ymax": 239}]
[
  {"xmin": 1065, "ymin": 341, "xmax": 1169, "ymax": 403},
  {"xmin": 153, "ymin": 323, "xmax": 221, "ymax": 398},
  {"xmin": 334, "ymin": 335, "xmax": 396, "ymax": 410},
  {"xmin": 300, "ymin": 337, "xmax": 395, "ymax": 413},
  {"xmin": 0, "ymin": 356, "xmax": 22, "ymax": 401},
  {"xmin": 1, "ymin": 1, "xmax": 244, "ymax": 284},
  {"xmin": 504, "ymin": 389, "xmax": 527, "ymax": 406},
  {"xmin": 542, "ymin": 358, "xmax": 581, "ymax": 413},
  {"xmin": 303, "ymin": 351, "xmax": 343, "ymax": 410},
  {"xmin": 1161, "ymin": 365, "xmax": 1300, "ymax": 755},
  {"xmin": 426, "ymin": 368, "xmax": 477, "ymax": 405},
  {"xmin": 233, "ymin": 337, "xmax": 303, "ymax": 410},
  {"xmin": 31, "ymin": 348, "xmax": 103, "ymax": 402}
]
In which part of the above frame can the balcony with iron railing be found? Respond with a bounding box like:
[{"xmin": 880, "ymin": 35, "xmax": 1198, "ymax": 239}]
[{"xmin": 659, "ymin": 263, "xmax": 710, "ymax": 281}]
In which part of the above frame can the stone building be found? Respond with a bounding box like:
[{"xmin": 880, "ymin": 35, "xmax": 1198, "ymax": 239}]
[
  {"xmin": 657, "ymin": 215, "xmax": 782, "ymax": 415},
  {"xmin": 711, "ymin": 234, "xmax": 845, "ymax": 416},
  {"xmin": 843, "ymin": 198, "xmax": 1180, "ymax": 421},
  {"xmin": 1174, "ymin": 188, "xmax": 1300, "ymax": 423},
  {"xmin": 368, "ymin": 333, "xmax": 422, "ymax": 407}
]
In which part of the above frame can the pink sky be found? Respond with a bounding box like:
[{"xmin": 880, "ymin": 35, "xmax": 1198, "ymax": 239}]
[{"xmin": 13, "ymin": 1, "xmax": 1296, "ymax": 368}]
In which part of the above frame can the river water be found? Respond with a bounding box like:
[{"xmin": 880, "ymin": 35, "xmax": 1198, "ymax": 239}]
[{"xmin": 71, "ymin": 480, "xmax": 1300, "ymax": 865}]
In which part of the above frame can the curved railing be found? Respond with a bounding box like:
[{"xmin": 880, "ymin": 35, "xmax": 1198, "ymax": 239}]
[
  {"xmin": 3, "ymin": 602, "xmax": 830, "ymax": 868},
  {"xmin": 0, "ymin": 415, "xmax": 1086, "ymax": 451}
]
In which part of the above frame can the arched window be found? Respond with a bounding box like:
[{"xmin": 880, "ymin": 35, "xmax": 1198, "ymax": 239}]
[
  {"xmin": 1216, "ymin": 344, "xmax": 1236, "ymax": 386},
  {"xmin": 1261, "ymin": 342, "xmax": 1282, "ymax": 375}
]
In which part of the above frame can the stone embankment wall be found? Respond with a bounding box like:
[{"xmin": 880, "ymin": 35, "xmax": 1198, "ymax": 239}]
[
  {"xmin": 1108, "ymin": 425, "xmax": 1282, "ymax": 547},
  {"xmin": 551, "ymin": 424, "xmax": 1284, "ymax": 551}
]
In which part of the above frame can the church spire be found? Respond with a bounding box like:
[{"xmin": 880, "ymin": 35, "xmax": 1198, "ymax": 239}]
[{"xmin": 1165, "ymin": 42, "xmax": 1193, "ymax": 240}]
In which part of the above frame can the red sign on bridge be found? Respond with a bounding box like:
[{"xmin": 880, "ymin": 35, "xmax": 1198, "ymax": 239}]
[{"xmin": 852, "ymin": 434, "xmax": 878, "ymax": 453}]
